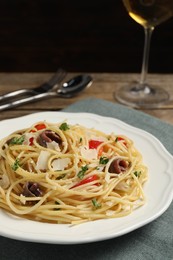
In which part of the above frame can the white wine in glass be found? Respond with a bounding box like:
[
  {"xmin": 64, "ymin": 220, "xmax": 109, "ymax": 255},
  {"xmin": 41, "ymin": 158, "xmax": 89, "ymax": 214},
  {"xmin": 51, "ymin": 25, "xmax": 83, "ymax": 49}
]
[{"xmin": 115, "ymin": 0, "xmax": 173, "ymax": 108}]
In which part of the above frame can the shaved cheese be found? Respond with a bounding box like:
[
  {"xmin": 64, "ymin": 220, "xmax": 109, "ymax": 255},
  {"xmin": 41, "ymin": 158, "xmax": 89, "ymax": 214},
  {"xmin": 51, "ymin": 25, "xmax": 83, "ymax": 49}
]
[
  {"xmin": 36, "ymin": 151, "xmax": 50, "ymax": 170},
  {"xmin": 47, "ymin": 141, "xmax": 61, "ymax": 151},
  {"xmin": 23, "ymin": 133, "xmax": 35, "ymax": 145},
  {"xmin": 51, "ymin": 158, "xmax": 71, "ymax": 171},
  {"xmin": 80, "ymin": 146, "xmax": 98, "ymax": 160},
  {"xmin": 20, "ymin": 194, "xmax": 26, "ymax": 205}
]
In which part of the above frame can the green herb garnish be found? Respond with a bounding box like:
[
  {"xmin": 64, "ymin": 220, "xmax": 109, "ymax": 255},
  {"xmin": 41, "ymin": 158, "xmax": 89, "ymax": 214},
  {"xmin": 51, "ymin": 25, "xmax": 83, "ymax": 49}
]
[
  {"xmin": 59, "ymin": 122, "xmax": 70, "ymax": 131},
  {"xmin": 10, "ymin": 136, "xmax": 25, "ymax": 145},
  {"xmin": 77, "ymin": 165, "xmax": 88, "ymax": 179},
  {"xmin": 99, "ymin": 156, "xmax": 109, "ymax": 165},
  {"xmin": 115, "ymin": 137, "xmax": 118, "ymax": 142},
  {"xmin": 56, "ymin": 174, "xmax": 66, "ymax": 180},
  {"xmin": 92, "ymin": 198, "xmax": 102, "ymax": 209},
  {"xmin": 11, "ymin": 158, "xmax": 20, "ymax": 171},
  {"xmin": 79, "ymin": 137, "xmax": 82, "ymax": 143},
  {"xmin": 133, "ymin": 171, "xmax": 141, "ymax": 178}
]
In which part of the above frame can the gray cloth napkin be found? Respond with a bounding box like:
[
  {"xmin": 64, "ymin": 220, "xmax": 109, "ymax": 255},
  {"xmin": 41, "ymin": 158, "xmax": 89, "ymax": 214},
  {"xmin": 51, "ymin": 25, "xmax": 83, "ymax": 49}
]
[{"xmin": 1, "ymin": 98, "xmax": 173, "ymax": 260}]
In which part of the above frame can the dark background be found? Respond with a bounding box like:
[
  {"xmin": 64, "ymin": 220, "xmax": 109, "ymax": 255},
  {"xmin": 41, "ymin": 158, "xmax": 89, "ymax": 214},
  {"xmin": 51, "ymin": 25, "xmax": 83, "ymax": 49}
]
[{"xmin": 0, "ymin": 0, "xmax": 173, "ymax": 73}]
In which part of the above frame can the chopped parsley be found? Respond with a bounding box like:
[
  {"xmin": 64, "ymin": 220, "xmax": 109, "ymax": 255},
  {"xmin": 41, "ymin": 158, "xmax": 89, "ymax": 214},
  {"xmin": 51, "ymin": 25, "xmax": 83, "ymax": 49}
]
[
  {"xmin": 77, "ymin": 165, "xmax": 88, "ymax": 179},
  {"xmin": 56, "ymin": 174, "xmax": 66, "ymax": 180},
  {"xmin": 79, "ymin": 137, "xmax": 82, "ymax": 143},
  {"xmin": 9, "ymin": 136, "xmax": 25, "ymax": 145},
  {"xmin": 59, "ymin": 122, "xmax": 70, "ymax": 131},
  {"xmin": 11, "ymin": 158, "xmax": 20, "ymax": 171},
  {"xmin": 99, "ymin": 156, "xmax": 109, "ymax": 165},
  {"xmin": 92, "ymin": 198, "xmax": 102, "ymax": 209},
  {"xmin": 133, "ymin": 171, "xmax": 141, "ymax": 178}
]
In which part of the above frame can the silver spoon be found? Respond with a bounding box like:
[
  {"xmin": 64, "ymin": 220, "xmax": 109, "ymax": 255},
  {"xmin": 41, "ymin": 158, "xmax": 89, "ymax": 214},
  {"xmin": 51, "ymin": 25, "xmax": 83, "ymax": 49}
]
[{"xmin": 0, "ymin": 75, "xmax": 92, "ymax": 111}]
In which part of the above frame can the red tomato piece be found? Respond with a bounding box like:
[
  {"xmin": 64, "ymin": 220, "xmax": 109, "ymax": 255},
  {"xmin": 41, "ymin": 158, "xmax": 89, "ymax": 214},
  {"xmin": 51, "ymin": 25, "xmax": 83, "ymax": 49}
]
[
  {"xmin": 35, "ymin": 123, "xmax": 46, "ymax": 130},
  {"xmin": 117, "ymin": 137, "xmax": 127, "ymax": 146},
  {"xmin": 89, "ymin": 140, "xmax": 103, "ymax": 149},
  {"xmin": 30, "ymin": 123, "xmax": 46, "ymax": 132},
  {"xmin": 71, "ymin": 175, "xmax": 99, "ymax": 189},
  {"xmin": 29, "ymin": 137, "xmax": 34, "ymax": 146}
]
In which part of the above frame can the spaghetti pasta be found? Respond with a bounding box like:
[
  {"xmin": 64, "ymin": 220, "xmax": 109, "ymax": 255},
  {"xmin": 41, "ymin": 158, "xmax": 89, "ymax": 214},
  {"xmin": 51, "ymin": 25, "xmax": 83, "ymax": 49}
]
[{"xmin": 0, "ymin": 121, "xmax": 148, "ymax": 224}]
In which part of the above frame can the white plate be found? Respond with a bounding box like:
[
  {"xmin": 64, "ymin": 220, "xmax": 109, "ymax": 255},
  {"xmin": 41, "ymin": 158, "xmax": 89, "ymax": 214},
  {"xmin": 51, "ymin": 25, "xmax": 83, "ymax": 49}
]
[{"xmin": 0, "ymin": 112, "xmax": 173, "ymax": 244}]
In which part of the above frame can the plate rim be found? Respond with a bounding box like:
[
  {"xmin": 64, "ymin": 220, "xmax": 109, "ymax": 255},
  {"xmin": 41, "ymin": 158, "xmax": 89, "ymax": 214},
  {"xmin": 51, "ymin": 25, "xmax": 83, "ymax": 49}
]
[{"xmin": 0, "ymin": 111, "xmax": 173, "ymax": 244}]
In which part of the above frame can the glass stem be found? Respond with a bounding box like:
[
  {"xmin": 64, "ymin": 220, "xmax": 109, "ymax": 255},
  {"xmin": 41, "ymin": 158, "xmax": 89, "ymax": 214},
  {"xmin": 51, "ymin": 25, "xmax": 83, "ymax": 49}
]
[{"xmin": 140, "ymin": 27, "xmax": 154, "ymax": 85}]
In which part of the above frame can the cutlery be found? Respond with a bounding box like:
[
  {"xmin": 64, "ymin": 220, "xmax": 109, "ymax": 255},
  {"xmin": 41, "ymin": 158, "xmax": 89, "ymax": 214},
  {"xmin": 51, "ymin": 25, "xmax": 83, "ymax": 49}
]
[
  {"xmin": 0, "ymin": 68, "xmax": 66, "ymax": 102},
  {"xmin": 0, "ymin": 74, "xmax": 92, "ymax": 111}
]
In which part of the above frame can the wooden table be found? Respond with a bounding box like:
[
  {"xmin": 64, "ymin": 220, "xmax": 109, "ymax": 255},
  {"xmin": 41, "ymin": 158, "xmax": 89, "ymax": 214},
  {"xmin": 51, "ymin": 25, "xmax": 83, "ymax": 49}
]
[{"xmin": 0, "ymin": 73, "xmax": 172, "ymax": 125}]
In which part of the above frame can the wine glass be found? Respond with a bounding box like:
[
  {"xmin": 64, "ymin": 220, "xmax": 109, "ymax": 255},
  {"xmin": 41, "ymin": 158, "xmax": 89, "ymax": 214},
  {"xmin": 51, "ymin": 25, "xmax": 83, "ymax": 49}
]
[{"xmin": 115, "ymin": 0, "xmax": 173, "ymax": 108}]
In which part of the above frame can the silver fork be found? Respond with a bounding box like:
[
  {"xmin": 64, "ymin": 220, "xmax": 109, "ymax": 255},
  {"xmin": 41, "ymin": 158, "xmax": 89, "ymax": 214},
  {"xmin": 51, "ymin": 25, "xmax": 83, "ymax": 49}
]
[{"xmin": 0, "ymin": 68, "xmax": 66, "ymax": 103}]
